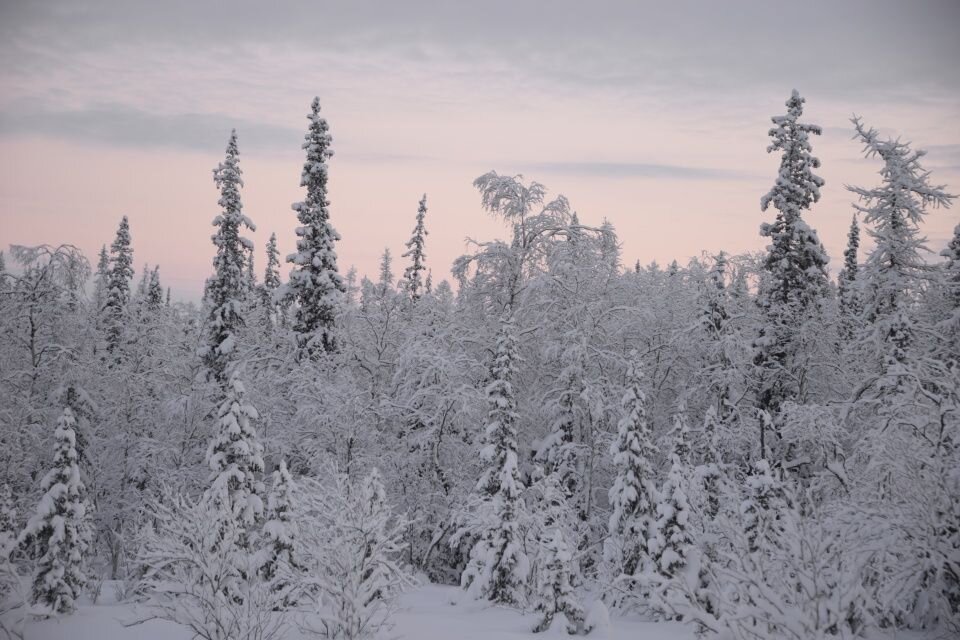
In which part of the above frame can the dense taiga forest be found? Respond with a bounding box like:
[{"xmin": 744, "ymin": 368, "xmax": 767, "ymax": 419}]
[{"xmin": 1, "ymin": 91, "xmax": 958, "ymax": 640}]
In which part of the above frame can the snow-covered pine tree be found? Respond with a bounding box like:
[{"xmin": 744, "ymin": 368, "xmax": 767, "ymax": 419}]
[
  {"xmin": 699, "ymin": 252, "xmax": 738, "ymax": 431},
  {"xmin": 697, "ymin": 406, "xmax": 722, "ymax": 520},
  {"xmin": 263, "ymin": 233, "xmax": 281, "ymax": 294},
  {"xmin": 599, "ymin": 218, "xmax": 620, "ymax": 273},
  {"xmin": 259, "ymin": 459, "xmax": 298, "ymax": 604},
  {"xmin": 402, "ymin": 194, "xmax": 429, "ymax": 301},
  {"xmin": 146, "ymin": 265, "xmax": 163, "ymax": 312},
  {"xmin": 243, "ymin": 245, "xmax": 257, "ymax": 302},
  {"xmin": 93, "ymin": 244, "xmax": 110, "ymax": 321},
  {"xmin": 536, "ymin": 342, "xmax": 583, "ymax": 507},
  {"xmin": 943, "ymin": 223, "xmax": 960, "ymax": 311},
  {"xmin": 377, "ymin": 247, "xmax": 394, "ymax": 299},
  {"xmin": 604, "ymin": 350, "xmax": 657, "ymax": 592},
  {"xmin": 532, "ymin": 529, "xmax": 585, "ymax": 634},
  {"xmin": 649, "ymin": 403, "xmax": 693, "ymax": 585},
  {"xmin": 702, "ymin": 252, "xmax": 729, "ymax": 341},
  {"xmin": 758, "ymin": 90, "xmax": 829, "ymax": 312},
  {"xmin": 837, "ymin": 214, "xmax": 862, "ymax": 341},
  {"xmin": 461, "ymin": 314, "xmax": 529, "ymax": 606},
  {"xmin": 741, "ymin": 459, "xmax": 788, "ymax": 555},
  {"xmin": 262, "ymin": 232, "xmax": 281, "ymax": 312},
  {"xmin": 0, "ymin": 483, "xmax": 15, "ymax": 605},
  {"xmin": 754, "ymin": 90, "xmax": 829, "ymax": 421},
  {"xmin": 103, "ymin": 216, "xmax": 134, "ymax": 358},
  {"xmin": 288, "ymin": 97, "xmax": 345, "ymax": 357},
  {"xmin": 942, "ymin": 223, "xmax": 960, "ymax": 370},
  {"xmin": 206, "ymin": 371, "xmax": 265, "ymax": 547},
  {"xmin": 848, "ymin": 116, "xmax": 955, "ymax": 391},
  {"xmin": 204, "ymin": 130, "xmax": 255, "ymax": 384},
  {"xmin": 0, "ymin": 484, "xmax": 14, "ymax": 559},
  {"xmin": 17, "ymin": 403, "xmax": 90, "ymax": 613},
  {"xmin": 135, "ymin": 262, "xmax": 150, "ymax": 299}
]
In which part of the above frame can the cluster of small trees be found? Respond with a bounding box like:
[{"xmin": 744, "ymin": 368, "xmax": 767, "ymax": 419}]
[{"xmin": 0, "ymin": 89, "xmax": 957, "ymax": 639}]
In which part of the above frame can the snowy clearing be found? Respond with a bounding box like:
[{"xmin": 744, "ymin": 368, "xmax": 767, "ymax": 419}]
[{"xmin": 12, "ymin": 582, "xmax": 947, "ymax": 640}]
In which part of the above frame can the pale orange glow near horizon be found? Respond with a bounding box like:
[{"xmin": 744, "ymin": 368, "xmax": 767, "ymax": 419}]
[{"xmin": 1, "ymin": 1, "xmax": 958, "ymax": 301}]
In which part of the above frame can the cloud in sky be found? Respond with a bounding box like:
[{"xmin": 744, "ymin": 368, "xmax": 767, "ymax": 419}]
[
  {"xmin": 521, "ymin": 162, "xmax": 763, "ymax": 181},
  {"xmin": 0, "ymin": 0, "xmax": 957, "ymax": 301},
  {"xmin": 0, "ymin": 103, "xmax": 302, "ymax": 153}
]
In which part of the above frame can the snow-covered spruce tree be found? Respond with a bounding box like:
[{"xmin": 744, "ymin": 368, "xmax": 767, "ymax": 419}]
[
  {"xmin": 697, "ymin": 406, "xmax": 723, "ymax": 521},
  {"xmin": 532, "ymin": 529, "xmax": 585, "ymax": 634},
  {"xmin": 146, "ymin": 265, "xmax": 163, "ymax": 312},
  {"xmin": 698, "ymin": 252, "xmax": 739, "ymax": 430},
  {"xmin": 536, "ymin": 342, "xmax": 584, "ymax": 509},
  {"xmin": 837, "ymin": 214, "xmax": 862, "ymax": 341},
  {"xmin": 943, "ymin": 223, "xmax": 960, "ymax": 311},
  {"xmin": 461, "ymin": 315, "xmax": 529, "ymax": 606},
  {"xmin": 649, "ymin": 402, "xmax": 693, "ymax": 594},
  {"xmin": 92, "ymin": 244, "xmax": 110, "ymax": 323},
  {"xmin": 401, "ymin": 194, "xmax": 429, "ymax": 301},
  {"xmin": 376, "ymin": 247, "xmax": 393, "ymax": 299},
  {"xmin": 135, "ymin": 262, "xmax": 149, "ymax": 299},
  {"xmin": 264, "ymin": 233, "xmax": 281, "ymax": 295},
  {"xmin": 261, "ymin": 232, "xmax": 282, "ymax": 325},
  {"xmin": 258, "ymin": 459, "xmax": 298, "ymax": 604},
  {"xmin": 741, "ymin": 458, "xmax": 789, "ymax": 555},
  {"xmin": 244, "ymin": 244, "xmax": 256, "ymax": 297},
  {"xmin": 206, "ymin": 371, "xmax": 265, "ymax": 548},
  {"xmin": 942, "ymin": 223, "xmax": 960, "ymax": 369},
  {"xmin": 848, "ymin": 116, "xmax": 955, "ymax": 392},
  {"xmin": 17, "ymin": 404, "xmax": 90, "ymax": 614},
  {"xmin": 204, "ymin": 130, "xmax": 255, "ymax": 384},
  {"xmin": 103, "ymin": 215, "xmax": 134, "ymax": 358},
  {"xmin": 754, "ymin": 90, "xmax": 829, "ymax": 424},
  {"xmin": 604, "ymin": 350, "xmax": 658, "ymax": 602},
  {"xmin": 0, "ymin": 484, "xmax": 14, "ymax": 559},
  {"xmin": 0, "ymin": 483, "xmax": 17, "ymax": 603},
  {"xmin": 288, "ymin": 97, "xmax": 345, "ymax": 357}
]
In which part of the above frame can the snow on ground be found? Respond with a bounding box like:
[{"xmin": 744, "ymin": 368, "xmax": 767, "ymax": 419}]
[
  {"xmin": 11, "ymin": 582, "xmax": 944, "ymax": 640},
  {"xmin": 393, "ymin": 584, "xmax": 691, "ymax": 639},
  {"xmin": 14, "ymin": 582, "xmax": 694, "ymax": 640}
]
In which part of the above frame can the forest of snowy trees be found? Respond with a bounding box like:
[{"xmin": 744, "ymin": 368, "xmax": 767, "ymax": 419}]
[{"xmin": 0, "ymin": 90, "xmax": 958, "ymax": 639}]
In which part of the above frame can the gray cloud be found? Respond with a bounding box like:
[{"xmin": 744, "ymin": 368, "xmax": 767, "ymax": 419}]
[
  {"xmin": 520, "ymin": 161, "xmax": 762, "ymax": 181},
  {"xmin": 2, "ymin": 0, "xmax": 959, "ymax": 103},
  {"xmin": 0, "ymin": 103, "xmax": 302, "ymax": 153}
]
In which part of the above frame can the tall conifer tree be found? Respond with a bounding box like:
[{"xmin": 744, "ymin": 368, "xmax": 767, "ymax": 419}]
[
  {"xmin": 103, "ymin": 217, "xmax": 133, "ymax": 357},
  {"xmin": 288, "ymin": 97, "xmax": 345, "ymax": 357},
  {"xmin": 402, "ymin": 194, "xmax": 429, "ymax": 300},
  {"xmin": 203, "ymin": 130, "xmax": 255, "ymax": 383},
  {"xmin": 754, "ymin": 90, "xmax": 829, "ymax": 428}
]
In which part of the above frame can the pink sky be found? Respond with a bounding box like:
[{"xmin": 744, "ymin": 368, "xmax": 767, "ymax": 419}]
[{"xmin": 1, "ymin": 1, "xmax": 958, "ymax": 300}]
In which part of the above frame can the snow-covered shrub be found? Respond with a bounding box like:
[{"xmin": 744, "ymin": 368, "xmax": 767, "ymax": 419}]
[
  {"xmin": 136, "ymin": 489, "xmax": 287, "ymax": 640},
  {"xmin": 298, "ymin": 469, "xmax": 415, "ymax": 639},
  {"xmin": 670, "ymin": 472, "xmax": 872, "ymax": 640}
]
